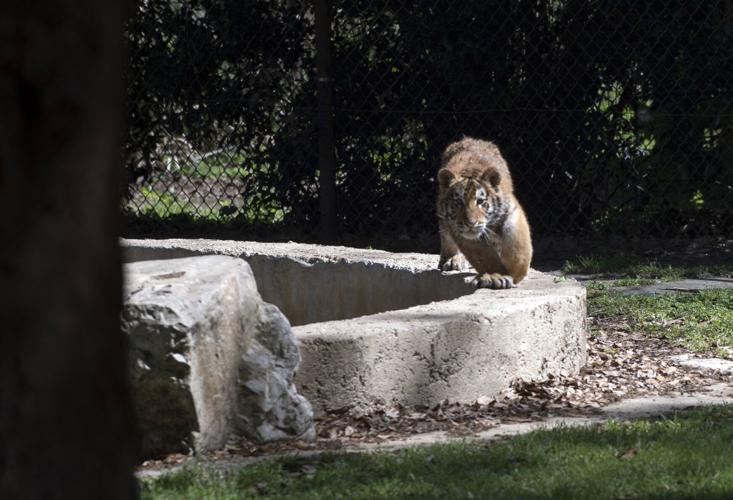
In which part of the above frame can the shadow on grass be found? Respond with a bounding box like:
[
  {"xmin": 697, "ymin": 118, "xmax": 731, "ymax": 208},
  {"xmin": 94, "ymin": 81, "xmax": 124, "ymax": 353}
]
[{"xmin": 141, "ymin": 405, "xmax": 733, "ymax": 500}]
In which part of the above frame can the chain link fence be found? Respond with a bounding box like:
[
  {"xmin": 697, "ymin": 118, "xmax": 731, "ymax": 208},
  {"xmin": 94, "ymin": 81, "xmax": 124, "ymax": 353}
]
[{"xmin": 124, "ymin": 0, "xmax": 733, "ymax": 250}]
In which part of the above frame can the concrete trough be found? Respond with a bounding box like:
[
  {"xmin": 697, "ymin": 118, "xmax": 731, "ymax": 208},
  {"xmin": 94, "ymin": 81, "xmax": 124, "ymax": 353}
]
[{"xmin": 122, "ymin": 238, "xmax": 587, "ymax": 414}]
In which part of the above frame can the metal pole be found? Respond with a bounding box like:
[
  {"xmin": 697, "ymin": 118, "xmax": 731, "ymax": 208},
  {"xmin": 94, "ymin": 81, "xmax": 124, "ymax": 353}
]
[{"xmin": 315, "ymin": 0, "xmax": 336, "ymax": 242}]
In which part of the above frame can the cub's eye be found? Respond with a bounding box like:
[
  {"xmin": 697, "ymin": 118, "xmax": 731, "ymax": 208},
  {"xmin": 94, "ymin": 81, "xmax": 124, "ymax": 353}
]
[{"xmin": 475, "ymin": 188, "xmax": 487, "ymax": 205}]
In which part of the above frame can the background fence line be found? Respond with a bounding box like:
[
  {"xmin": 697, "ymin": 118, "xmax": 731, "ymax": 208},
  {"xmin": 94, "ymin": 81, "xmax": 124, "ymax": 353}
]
[{"xmin": 123, "ymin": 1, "xmax": 733, "ymax": 252}]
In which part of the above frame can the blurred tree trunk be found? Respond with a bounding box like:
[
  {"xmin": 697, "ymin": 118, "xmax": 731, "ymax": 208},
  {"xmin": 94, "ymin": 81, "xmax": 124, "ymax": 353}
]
[{"xmin": 0, "ymin": 1, "xmax": 138, "ymax": 499}]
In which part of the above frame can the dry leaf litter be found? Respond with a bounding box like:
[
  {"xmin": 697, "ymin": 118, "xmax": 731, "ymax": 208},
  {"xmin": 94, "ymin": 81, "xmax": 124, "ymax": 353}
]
[{"xmin": 140, "ymin": 313, "xmax": 731, "ymax": 469}]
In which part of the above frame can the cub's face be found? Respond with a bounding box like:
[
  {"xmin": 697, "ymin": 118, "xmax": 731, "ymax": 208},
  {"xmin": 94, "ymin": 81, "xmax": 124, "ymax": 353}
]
[{"xmin": 437, "ymin": 169, "xmax": 511, "ymax": 241}]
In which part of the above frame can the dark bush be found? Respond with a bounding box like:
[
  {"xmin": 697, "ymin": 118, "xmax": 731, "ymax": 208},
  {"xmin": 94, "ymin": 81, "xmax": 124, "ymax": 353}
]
[{"xmin": 124, "ymin": 0, "xmax": 733, "ymax": 242}]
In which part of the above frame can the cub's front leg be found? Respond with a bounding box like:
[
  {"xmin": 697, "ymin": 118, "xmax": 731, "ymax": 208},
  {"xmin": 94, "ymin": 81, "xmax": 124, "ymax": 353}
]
[
  {"xmin": 438, "ymin": 221, "xmax": 468, "ymax": 271},
  {"xmin": 473, "ymin": 272, "xmax": 514, "ymax": 289},
  {"xmin": 458, "ymin": 237, "xmax": 513, "ymax": 289},
  {"xmin": 495, "ymin": 204, "xmax": 532, "ymax": 285},
  {"xmin": 466, "ymin": 206, "xmax": 532, "ymax": 289}
]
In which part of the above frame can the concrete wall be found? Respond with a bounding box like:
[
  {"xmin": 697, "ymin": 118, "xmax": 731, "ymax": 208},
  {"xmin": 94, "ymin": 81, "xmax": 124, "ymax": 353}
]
[
  {"xmin": 294, "ymin": 272, "xmax": 587, "ymax": 413},
  {"xmin": 122, "ymin": 239, "xmax": 587, "ymax": 414},
  {"xmin": 122, "ymin": 239, "xmax": 475, "ymax": 326}
]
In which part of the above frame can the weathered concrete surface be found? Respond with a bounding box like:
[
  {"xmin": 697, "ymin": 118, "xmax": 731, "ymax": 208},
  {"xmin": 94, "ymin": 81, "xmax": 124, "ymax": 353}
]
[
  {"xmin": 122, "ymin": 239, "xmax": 587, "ymax": 415},
  {"xmin": 670, "ymin": 355, "xmax": 733, "ymax": 374},
  {"xmin": 602, "ymin": 382, "xmax": 733, "ymax": 418},
  {"xmin": 614, "ymin": 278, "xmax": 733, "ymax": 296},
  {"xmin": 295, "ymin": 270, "xmax": 586, "ymax": 414},
  {"xmin": 122, "ymin": 238, "xmax": 475, "ymax": 326},
  {"xmin": 123, "ymin": 255, "xmax": 314, "ymax": 458}
]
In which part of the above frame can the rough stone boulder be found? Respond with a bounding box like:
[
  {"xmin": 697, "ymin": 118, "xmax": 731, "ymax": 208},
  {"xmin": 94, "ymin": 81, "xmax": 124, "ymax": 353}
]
[{"xmin": 122, "ymin": 255, "xmax": 314, "ymax": 459}]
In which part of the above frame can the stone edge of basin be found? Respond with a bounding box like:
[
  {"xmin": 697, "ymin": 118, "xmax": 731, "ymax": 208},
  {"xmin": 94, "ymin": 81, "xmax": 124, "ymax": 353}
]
[
  {"xmin": 295, "ymin": 272, "xmax": 587, "ymax": 414},
  {"xmin": 122, "ymin": 237, "xmax": 448, "ymax": 272},
  {"xmin": 121, "ymin": 238, "xmax": 588, "ymax": 415}
]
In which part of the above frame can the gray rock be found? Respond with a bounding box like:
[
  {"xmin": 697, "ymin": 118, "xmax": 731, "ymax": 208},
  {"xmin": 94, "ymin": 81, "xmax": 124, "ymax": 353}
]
[
  {"xmin": 122, "ymin": 256, "xmax": 314, "ymax": 459},
  {"xmin": 237, "ymin": 303, "xmax": 315, "ymax": 442}
]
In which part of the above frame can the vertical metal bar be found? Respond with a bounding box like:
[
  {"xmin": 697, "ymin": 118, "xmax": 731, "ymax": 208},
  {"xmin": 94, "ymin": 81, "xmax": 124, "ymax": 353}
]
[{"xmin": 315, "ymin": 0, "xmax": 336, "ymax": 241}]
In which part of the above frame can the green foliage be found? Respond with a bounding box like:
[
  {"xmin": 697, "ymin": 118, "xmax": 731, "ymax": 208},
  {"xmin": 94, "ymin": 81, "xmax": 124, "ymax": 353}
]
[
  {"xmin": 124, "ymin": 1, "xmax": 733, "ymax": 238},
  {"xmin": 562, "ymin": 254, "xmax": 640, "ymax": 276},
  {"xmin": 588, "ymin": 288, "xmax": 733, "ymax": 354},
  {"xmin": 610, "ymin": 278, "xmax": 659, "ymax": 287},
  {"xmin": 129, "ymin": 188, "xmax": 286, "ymax": 224},
  {"xmin": 125, "ymin": 0, "xmax": 319, "ymax": 230},
  {"xmin": 563, "ymin": 255, "xmax": 733, "ymax": 280},
  {"xmin": 141, "ymin": 405, "xmax": 733, "ymax": 499}
]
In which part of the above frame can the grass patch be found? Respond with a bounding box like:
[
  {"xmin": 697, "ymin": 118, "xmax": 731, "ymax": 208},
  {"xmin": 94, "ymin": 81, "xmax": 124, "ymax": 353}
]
[
  {"xmin": 178, "ymin": 151, "xmax": 255, "ymax": 179},
  {"xmin": 588, "ymin": 287, "xmax": 733, "ymax": 354},
  {"xmin": 562, "ymin": 254, "xmax": 640, "ymax": 276},
  {"xmin": 610, "ymin": 278, "xmax": 659, "ymax": 287},
  {"xmin": 563, "ymin": 254, "xmax": 733, "ymax": 280},
  {"xmin": 140, "ymin": 405, "xmax": 733, "ymax": 499},
  {"xmin": 128, "ymin": 186, "xmax": 288, "ymax": 224}
]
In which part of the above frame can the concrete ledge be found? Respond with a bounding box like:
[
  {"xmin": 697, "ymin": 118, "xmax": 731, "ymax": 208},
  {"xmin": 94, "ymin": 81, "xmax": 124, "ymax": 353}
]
[
  {"xmin": 122, "ymin": 238, "xmax": 587, "ymax": 414},
  {"xmin": 122, "ymin": 238, "xmax": 476, "ymax": 326},
  {"xmin": 296, "ymin": 272, "xmax": 586, "ymax": 413}
]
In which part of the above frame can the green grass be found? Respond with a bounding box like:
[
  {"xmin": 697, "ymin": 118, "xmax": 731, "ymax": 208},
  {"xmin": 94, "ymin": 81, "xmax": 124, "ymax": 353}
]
[
  {"xmin": 609, "ymin": 278, "xmax": 659, "ymax": 287},
  {"xmin": 562, "ymin": 255, "xmax": 733, "ymax": 281},
  {"xmin": 588, "ymin": 287, "xmax": 733, "ymax": 354},
  {"xmin": 179, "ymin": 151, "xmax": 254, "ymax": 179},
  {"xmin": 140, "ymin": 405, "xmax": 733, "ymax": 499},
  {"xmin": 135, "ymin": 187, "xmax": 218, "ymax": 220},
  {"xmin": 129, "ymin": 152, "xmax": 287, "ymax": 222},
  {"xmin": 181, "ymin": 161, "xmax": 250, "ymax": 180},
  {"xmin": 130, "ymin": 187, "xmax": 288, "ymax": 223}
]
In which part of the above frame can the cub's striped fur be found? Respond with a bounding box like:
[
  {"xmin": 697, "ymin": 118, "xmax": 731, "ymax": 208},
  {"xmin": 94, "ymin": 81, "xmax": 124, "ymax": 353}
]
[{"xmin": 436, "ymin": 138, "xmax": 532, "ymax": 289}]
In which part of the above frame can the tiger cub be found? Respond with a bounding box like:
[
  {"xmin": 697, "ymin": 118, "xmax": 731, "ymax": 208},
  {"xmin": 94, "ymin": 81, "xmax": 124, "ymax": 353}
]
[{"xmin": 436, "ymin": 138, "xmax": 532, "ymax": 289}]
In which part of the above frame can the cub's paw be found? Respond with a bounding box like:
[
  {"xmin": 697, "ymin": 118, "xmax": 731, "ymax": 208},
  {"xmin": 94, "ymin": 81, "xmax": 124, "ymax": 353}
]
[
  {"xmin": 473, "ymin": 273, "xmax": 515, "ymax": 289},
  {"xmin": 439, "ymin": 253, "xmax": 468, "ymax": 272}
]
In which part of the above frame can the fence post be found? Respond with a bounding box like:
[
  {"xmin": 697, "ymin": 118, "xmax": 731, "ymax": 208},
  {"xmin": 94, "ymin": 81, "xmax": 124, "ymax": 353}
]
[{"xmin": 315, "ymin": 0, "xmax": 336, "ymax": 242}]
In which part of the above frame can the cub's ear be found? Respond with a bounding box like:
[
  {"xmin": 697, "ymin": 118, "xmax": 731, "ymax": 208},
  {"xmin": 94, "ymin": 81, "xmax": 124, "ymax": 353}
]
[
  {"xmin": 437, "ymin": 168, "xmax": 457, "ymax": 188},
  {"xmin": 481, "ymin": 169, "xmax": 501, "ymax": 187}
]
